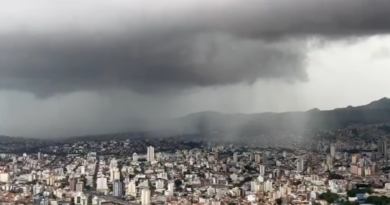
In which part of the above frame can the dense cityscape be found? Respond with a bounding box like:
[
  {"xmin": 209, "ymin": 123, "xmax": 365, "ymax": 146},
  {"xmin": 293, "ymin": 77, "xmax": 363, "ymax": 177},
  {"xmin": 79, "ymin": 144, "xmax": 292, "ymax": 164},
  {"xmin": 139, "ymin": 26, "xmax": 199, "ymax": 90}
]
[{"xmin": 0, "ymin": 122, "xmax": 390, "ymax": 205}]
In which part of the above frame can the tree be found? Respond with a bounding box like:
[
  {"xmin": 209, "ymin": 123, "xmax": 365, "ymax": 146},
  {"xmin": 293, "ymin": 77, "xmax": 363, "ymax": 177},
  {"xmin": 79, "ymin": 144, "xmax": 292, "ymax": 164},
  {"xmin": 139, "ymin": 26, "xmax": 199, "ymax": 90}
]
[
  {"xmin": 328, "ymin": 173, "xmax": 344, "ymax": 180},
  {"xmin": 319, "ymin": 190, "xmax": 339, "ymax": 204},
  {"xmin": 174, "ymin": 179, "xmax": 183, "ymax": 187},
  {"xmin": 366, "ymin": 196, "xmax": 390, "ymax": 205},
  {"xmin": 342, "ymin": 201, "xmax": 359, "ymax": 205},
  {"xmin": 347, "ymin": 188, "xmax": 373, "ymax": 197}
]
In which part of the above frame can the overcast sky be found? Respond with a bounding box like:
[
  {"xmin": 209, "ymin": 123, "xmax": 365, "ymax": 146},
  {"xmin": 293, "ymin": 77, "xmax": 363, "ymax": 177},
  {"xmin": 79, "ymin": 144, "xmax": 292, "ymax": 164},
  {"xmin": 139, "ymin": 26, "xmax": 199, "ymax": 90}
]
[{"xmin": 1, "ymin": 0, "xmax": 390, "ymax": 137}]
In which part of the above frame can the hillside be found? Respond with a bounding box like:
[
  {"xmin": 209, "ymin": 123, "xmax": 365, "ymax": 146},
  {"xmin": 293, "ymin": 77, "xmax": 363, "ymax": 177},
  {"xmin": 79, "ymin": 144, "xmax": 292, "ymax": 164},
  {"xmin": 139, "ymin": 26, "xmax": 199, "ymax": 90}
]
[
  {"xmin": 64, "ymin": 97, "xmax": 390, "ymax": 141},
  {"xmin": 175, "ymin": 97, "xmax": 390, "ymax": 135}
]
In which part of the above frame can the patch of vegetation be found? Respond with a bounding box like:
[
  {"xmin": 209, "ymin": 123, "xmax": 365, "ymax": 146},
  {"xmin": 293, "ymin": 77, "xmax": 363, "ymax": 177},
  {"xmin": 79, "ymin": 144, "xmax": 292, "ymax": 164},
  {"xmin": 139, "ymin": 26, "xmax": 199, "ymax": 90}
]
[
  {"xmin": 319, "ymin": 190, "xmax": 339, "ymax": 204},
  {"xmin": 329, "ymin": 173, "xmax": 345, "ymax": 180},
  {"xmin": 365, "ymin": 196, "xmax": 390, "ymax": 204},
  {"xmin": 347, "ymin": 188, "xmax": 373, "ymax": 197}
]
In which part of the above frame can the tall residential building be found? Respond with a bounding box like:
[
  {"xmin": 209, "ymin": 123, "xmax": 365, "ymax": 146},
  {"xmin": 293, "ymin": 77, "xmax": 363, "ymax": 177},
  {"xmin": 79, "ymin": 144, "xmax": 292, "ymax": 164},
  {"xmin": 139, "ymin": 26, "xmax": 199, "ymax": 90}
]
[
  {"xmin": 128, "ymin": 180, "xmax": 137, "ymax": 197},
  {"xmin": 33, "ymin": 183, "xmax": 44, "ymax": 195},
  {"xmin": 264, "ymin": 180, "xmax": 273, "ymax": 192},
  {"xmin": 379, "ymin": 141, "xmax": 387, "ymax": 157},
  {"xmin": 167, "ymin": 182, "xmax": 175, "ymax": 196},
  {"xmin": 113, "ymin": 180, "xmax": 123, "ymax": 197},
  {"xmin": 250, "ymin": 180, "xmax": 259, "ymax": 192},
  {"xmin": 141, "ymin": 188, "xmax": 151, "ymax": 205},
  {"xmin": 273, "ymin": 169, "xmax": 280, "ymax": 178},
  {"xmin": 213, "ymin": 151, "xmax": 219, "ymax": 161},
  {"xmin": 132, "ymin": 153, "xmax": 139, "ymax": 162},
  {"xmin": 47, "ymin": 175, "xmax": 55, "ymax": 186},
  {"xmin": 249, "ymin": 154, "xmax": 254, "ymax": 162},
  {"xmin": 114, "ymin": 169, "xmax": 121, "ymax": 180},
  {"xmin": 96, "ymin": 177, "xmax": 108, "ymax": 190},
  {"xmin": 69, "ymin": 178, "xmax": 77, "ymax": 192},
  {"xmin": 259, "ymin": 164, "xmax": 265, "ymax": 176},
  {"xmin": 327, "ymin": 155, "xmax": 333, "ymax": 170},
  {"xmin": 76, "ymin": 181, "xmax": 84, "ymax": 193},
  {"xmin": 330, "ymin": 145, "xmax": 337, "ymax": 158},
  {"xmin": 147, "ymin": 146, "xmax": 155, "ymax": 162},
  {"xmin": 156, "ymin": 180, "xmax": 164, "ymax": 190},
  {"xmin": 233, "ymin": 152, "xmax": 238, "ymax": 163},
  {"xmin": 255, "ymin": 154, "xmax": 261, "ymax": 164},
  {"xmin": 0, "ymin": 173, "xmax": 10, "ymax": 183},
  {"xmin": 38, "ymin": 152, "xmax": 42, "ymax": 160},
  {"xmin": 352, "ymin": 154, "xmax": 358, "ymax": 164},
  {"xmin": 74, "ymin": 192, "xmax": 87, "ymax": 205},
  {"xmin": 92, "ymin": 196, "xmax": 101, "ymax": 205},
  {"xmin": 296, "ymin": 157, "xmax": 304, "ymax": 172}
]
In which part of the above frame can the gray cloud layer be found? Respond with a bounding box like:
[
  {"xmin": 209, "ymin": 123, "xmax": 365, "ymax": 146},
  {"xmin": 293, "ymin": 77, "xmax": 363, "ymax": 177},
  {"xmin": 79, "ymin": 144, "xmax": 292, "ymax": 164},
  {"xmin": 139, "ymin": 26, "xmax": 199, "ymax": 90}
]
[{"xmin": 1, "ymin": 0, "xmax": 390, "ymax": 96}]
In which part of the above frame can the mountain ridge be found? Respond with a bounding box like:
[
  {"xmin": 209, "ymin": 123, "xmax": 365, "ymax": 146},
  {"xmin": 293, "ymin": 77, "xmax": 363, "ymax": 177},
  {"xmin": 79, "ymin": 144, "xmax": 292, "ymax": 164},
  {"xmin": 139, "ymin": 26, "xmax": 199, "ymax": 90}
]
[{"xmin": 175, "ymin": 97, "xmax": 390, "ymax": 136}]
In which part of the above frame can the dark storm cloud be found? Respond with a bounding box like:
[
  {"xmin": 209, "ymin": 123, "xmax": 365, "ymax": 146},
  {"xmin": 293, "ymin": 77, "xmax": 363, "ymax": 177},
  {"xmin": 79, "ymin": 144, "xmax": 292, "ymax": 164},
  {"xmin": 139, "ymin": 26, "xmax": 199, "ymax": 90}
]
[{"xmin": 1, "ymin": 0, "xmax": 390, "ymax": 96}]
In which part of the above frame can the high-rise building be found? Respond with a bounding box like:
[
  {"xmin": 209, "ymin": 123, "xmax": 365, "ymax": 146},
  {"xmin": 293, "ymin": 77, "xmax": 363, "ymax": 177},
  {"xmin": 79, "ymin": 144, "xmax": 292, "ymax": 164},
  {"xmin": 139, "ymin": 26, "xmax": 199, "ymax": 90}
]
[
  {"xmin": 141, "ymin": 188, "xmax": 151, "ymax": 205},
  {"xmin": 379, "ymin": 141, "xmax": 387, "ymax": 157},
  {"xmin": 255, "ymin": 154, "xmax": 261, "ymax": 164},
  {"xmin": 273, "ymin": 169, "xmax": 280, "ymax": 178},
  {"xmin": 352, "ymin": 154, "xmax": 358, "ymax": 164},
  {"xmin": 282, "ymin": 151, "xmax": 286, "ymax": 158},
  {"xmin": 0, "ymin": 173, "xmax": 10, "ymax": 183},
  {"xmin": 38, "ymin": 152, "xmax": 42, "ymax": 160},
  {"xmin": 76, "ymin": 181, "xmax": 84, "ymax": 193},
  {"xmin": 80, "ymin": 166, "xmax": 86, "ymax": 175},
  {"xmin": 259, "ymin": 164, "xmax": 265, "ymax": 176},
  {"xmin": 133, "ymin": 153, "xmax": 139, "ymax": 162},
  {"xmin": 33, "ymin": 183, "xmax": 44, "ymax": 195},
  {"xmin": 249, "ymin": 154, "xmax": 254, "ymax": 162},
  {"xmin": 92, "ymin": 196, "xmax": 101, "ymax": 205},
  {"xmin": 327, "ymin": 155, "xmax": 333, "ymax": 170},
  {"xmin": 40, "ymin": 198, "xmax": 49, "ymax": 205},
  {"xmin": 128, "ymin": 180, "xmax": 137, "ymax": 197},
  {"xmin": 113, "ymin": 180, "xmax": 123, "ymax": 197},
  {"xmin": 233, "ymin": 152, "xmax": 238, "ymax": 163},
  {"xmin": 96, "ymin": 177, "xmax": 108, "ymax": 190},
  {"xmin": 263, "ymin": 154, "xmax": 268, "ymax": 165},
  {"xmin": 33, "ymin": 195, "xmax": 42, "ymax": 205},
  {"xmin": 114, "ymin": 169, "xmax": 121, "ymax": 180},
  {"xmin": 47, "ymin": 175, "xmax": 55, "ymax": 186},
  {"xmin": 147, "ymin": 146, "xmax": 155, "ymax": 162},
  {"xmin": 250, "ymin": 180, "xmax": 259, "ymax": 192},
  {"xmin": 74, "ymin": 192, "xmax": 87, "ymax": 205},
  {"xmin": 296, "ymin": 157, "xmax": 304, "ymax": 172},
  {"xmin": 156, "ymin": 180, "xmax": 164, "ymax": 190},
  {"xmin": 264, "ymin": 180, "xmax": 273, "ymax": 192},
  {"xmin": 213, "ymin": 151, "xmax": 219, "ymax": 161},
  {"xmin": 69, "ymin": 178, "xmax": 77, "ymax": 192},
  {"xmin": 330, "ymin": 145, "xmax": 337, "ymax": 158},
  {"xmin": 167, "ymin": 182, "xmax": 174, "ymax": 196}
]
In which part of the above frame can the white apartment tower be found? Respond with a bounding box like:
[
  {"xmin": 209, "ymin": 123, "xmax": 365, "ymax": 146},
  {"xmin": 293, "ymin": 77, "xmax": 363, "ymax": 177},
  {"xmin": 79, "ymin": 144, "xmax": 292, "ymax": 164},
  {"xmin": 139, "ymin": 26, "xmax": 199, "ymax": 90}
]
[
  {"xmin": 133, "ymin": 153, "xmax": 139, "ymax": 162},
  {"xmin": 259, "ymin": 164, "xmax": 265, "ymax": 176},
  {"xmin": 233, "ymin": 152, "xmax": 238, "ymax": 163},
  {"xmin": 96, "ymin": 177, "xmax": 108, "ymax": 190},
  {"xmin": 128, "ymin": 180, "xmax": 137, "ymax": 197},
  {"xmin": 141, "ymin": 188, "xmax": 151, "ymax": 205},
  {"xmin": 147, "ymin": 146, "xmax": 155, "ymax": 162},
  {"xmin": 296, "ymin": 157, "xmax": 305, "ymax": 172},
  {"xmin": 330, "ymin": 145, "xmax": 337, "ymax": 158}
]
